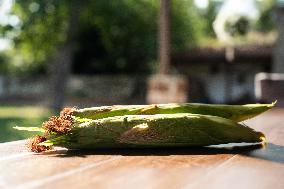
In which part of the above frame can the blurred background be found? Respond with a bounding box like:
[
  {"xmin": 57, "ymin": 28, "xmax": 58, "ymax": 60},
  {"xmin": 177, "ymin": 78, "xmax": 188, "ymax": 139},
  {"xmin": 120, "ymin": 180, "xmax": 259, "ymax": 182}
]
[{"xmin": 0, "ymin": 0, "xmax": 283, "ymax": 142}]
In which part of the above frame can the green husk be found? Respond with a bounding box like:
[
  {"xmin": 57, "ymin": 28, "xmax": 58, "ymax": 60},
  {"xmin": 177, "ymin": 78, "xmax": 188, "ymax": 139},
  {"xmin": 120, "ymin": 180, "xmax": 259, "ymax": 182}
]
[
  {"xmin": 18, "ymin": 113, "xmax": 264, "ymax": 150},
  {"xmin": 15, "ymin": 102, "xmax": 273, "ymax": 152},
  {"xmin": 73, "ymin": 102, "xmax": 275, "ymax": 122},
  {"xmin": 13, "ymin": 126, "xmax": 45, "ymax": 132}
]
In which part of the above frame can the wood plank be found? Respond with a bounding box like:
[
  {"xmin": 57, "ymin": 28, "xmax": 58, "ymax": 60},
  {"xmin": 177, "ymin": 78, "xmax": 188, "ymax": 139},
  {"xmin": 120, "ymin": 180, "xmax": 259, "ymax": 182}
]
[
  {"xmin": 0, "ymin": 109, "xmax": 283, "ymax": 189},
  {"xmin": 35, "ymin": 153, "xmax": 234, "ymax": 189},
  {"xmin": 0, "ymin": 142, "xmax": 121, "ymax": 188},
  {"xmin": 0, "ymin": 140, "xmax": 32, "ymax": 158},
  {"xmin": 188, "ymin": 109, "xmax": 284, "ymax": 189},
  {"xmin": 0, "ymin": 140, "xmax": 236, "ymax": 189},
  {"xmin": 190, "ymin": 151, "xmax": 284, "ymax": 189}
]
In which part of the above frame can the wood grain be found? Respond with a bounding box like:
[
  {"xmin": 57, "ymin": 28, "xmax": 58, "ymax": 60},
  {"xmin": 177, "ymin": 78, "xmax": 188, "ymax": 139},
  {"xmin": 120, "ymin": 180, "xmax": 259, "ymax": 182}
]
[{"xmin": 0, "ymin": 109, "xmax": 283, "ymax": 189}]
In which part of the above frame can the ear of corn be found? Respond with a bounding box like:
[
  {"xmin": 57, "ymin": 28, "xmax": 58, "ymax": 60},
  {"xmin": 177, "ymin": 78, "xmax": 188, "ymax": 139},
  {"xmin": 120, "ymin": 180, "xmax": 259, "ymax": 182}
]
[
  {"xmin": 18, "ymin": 113, "xmax": 264, "ymax": 150},
  {"xmin": 14, "ymin": 102, "xmax": 273, "ymax": 152},
  {"xmin": 73, "ymin": 102, "xmax": 275, "ymax": 122},
  {"xmin": 70, "ymin": 114, "xmax": 263, "ymax": 149}
]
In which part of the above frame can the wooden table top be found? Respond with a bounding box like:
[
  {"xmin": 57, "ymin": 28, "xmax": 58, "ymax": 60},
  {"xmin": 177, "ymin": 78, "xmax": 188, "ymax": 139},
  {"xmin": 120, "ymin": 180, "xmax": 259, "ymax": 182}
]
[{"xmin": 1, "ymin": 109, "xmax": 284, "ymax": 189}]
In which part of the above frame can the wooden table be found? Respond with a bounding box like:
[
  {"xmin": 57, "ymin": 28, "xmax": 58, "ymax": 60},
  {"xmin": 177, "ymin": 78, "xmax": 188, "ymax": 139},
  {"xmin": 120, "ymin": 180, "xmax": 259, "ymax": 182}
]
[{"xmin": 1, "ymin": 109, "xmax": 284, "ymax": 189}]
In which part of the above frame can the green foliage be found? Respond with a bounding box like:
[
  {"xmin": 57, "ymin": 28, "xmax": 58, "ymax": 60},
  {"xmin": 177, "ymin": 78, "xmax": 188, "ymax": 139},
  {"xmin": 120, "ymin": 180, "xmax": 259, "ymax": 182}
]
[
  {"xmin": 200, "ymin": 0, "xmax": 218, "ymax": 38},
  {"xmin": 73, "ymin": 0, "xmax": 204, "ymax": 74},
  {"xmin": 3, "ymin": 0, "xmax": 70, "ymax": 74},
  {"xmin": 171, "ymin": 0, "xmax": 204, "ymax": 51},
  {"xmin": 256, "ymin": 0, "xmax": 276, "ymax": 32},
  {"xmin": 1, "ymin": 0, "xmax": 278, "ymax": 75},
  {"xmin": 2, "ymin": 0, "xmax": 204, "ymax": 74},
  {"xmin": 0, "ymin": 52, "xmax": 9, "ymax": 74},
  {"xmin": 225, "ymin": 16, "xmax": 251, "ymax": 37},
  {"xmin": 74, "ymin": 0, "xmax": 158, "ymax": 74}
]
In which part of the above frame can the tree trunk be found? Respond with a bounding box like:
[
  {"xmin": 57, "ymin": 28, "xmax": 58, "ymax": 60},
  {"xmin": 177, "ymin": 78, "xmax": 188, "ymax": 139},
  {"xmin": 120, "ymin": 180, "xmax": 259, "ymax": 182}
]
[
  {"xmin": 48, "ymin": 44, "xmax": 73, "ymax": 112},
  {"xmin": 147, "ymin": 0, "xmax": 188, "ymax": 104},
  {"xmin": 48, "ymin": 1, "xmax": 82, "ymax": 112},
  {"xmin": 158, "ymin": 0, "xmax": 171, "ymax": 75}
]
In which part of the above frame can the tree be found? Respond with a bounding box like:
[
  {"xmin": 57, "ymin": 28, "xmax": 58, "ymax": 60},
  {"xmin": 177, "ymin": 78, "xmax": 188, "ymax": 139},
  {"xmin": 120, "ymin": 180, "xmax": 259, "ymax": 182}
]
[
  {"xmin": 256, "ymin": 0, "xmax": 276, "ymax": 32},
  {"xmin": 225, "ymin": 16, "xmax": 251, "ymax": 36},
  {"xmin": 200, "ymin": 0, "xmax": 219, "ymax": 38},
  {"xmin": 4, "ymin": 0, "xmax": 85, "ymax": 111},
  {"xmin": 6, "ymin": 0, "xmax": 69, "ymax": 74},
  {"xmin": 48, "ymin": 1, "xmax": 84, "ymax": 112},
  {"xmin": 3, "ymin": 0, "xmax": 204, "ymax": 75},
  {"xmin": 1, "ymin": 0, "xmax": 205, "ymax": 110},
  {"xmin": 73, "ymin": 0, "xmax": 203, "ymax": 74}
]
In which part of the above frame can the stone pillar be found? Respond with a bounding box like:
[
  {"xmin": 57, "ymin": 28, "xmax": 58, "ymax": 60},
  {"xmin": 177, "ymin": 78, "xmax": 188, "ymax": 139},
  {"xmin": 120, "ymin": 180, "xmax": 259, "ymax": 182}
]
[
  {"xmin": 273, "ymin": 6, "xmax": 284, "ymax": 73},
  {"xmin": 255, "ymin": 72, "xmax": 284, "ymax": 107},
  {"xmin": 147, "ymin": 74, "xmax": 188, "ymax": 104}
]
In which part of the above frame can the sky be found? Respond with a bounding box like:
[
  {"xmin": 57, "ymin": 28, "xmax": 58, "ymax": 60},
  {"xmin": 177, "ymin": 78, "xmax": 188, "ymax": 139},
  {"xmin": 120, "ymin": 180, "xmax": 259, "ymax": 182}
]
[
  {"xmin": 194, "ymin": 0, "xmax": 209, "ymax": 9},
  {"xmin": 0, "ymin": 0, "xmax": 14, "ymax": 51}
]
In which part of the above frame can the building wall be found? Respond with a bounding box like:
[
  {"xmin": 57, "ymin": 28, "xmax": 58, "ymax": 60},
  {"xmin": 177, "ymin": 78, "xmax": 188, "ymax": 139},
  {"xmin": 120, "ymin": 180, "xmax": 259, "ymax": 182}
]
[
  {"xmin": 0, "ymin": 75, "xmax": 147, "ymax": 106},
  {"xmin": 0, "ymin": 66, "xmax": 265, "ymax": 106},
  {"xmin": 183, "ymin": 63, "xmax": 265, "ymax": 103}
]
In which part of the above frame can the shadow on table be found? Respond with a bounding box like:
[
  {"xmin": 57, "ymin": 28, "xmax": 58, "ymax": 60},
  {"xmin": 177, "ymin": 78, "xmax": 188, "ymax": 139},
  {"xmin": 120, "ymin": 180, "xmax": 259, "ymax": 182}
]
[
  {"xmin": 241, "ymin": 143, "xmax": 284, "ymax": 164},
  {"xmin": 44, "ymin": 142, "xmax": 284, "ymax": 164}
]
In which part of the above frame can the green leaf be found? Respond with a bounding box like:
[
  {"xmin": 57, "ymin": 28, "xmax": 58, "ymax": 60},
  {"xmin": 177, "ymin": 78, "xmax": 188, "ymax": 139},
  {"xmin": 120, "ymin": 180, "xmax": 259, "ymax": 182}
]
[
  {"xmin": 40, "ymin": 140, "xmax": 54, "ymax": 146},
  {"xmin": 13, "ymin": 126, "xmax": 45, "ymax": 133}
]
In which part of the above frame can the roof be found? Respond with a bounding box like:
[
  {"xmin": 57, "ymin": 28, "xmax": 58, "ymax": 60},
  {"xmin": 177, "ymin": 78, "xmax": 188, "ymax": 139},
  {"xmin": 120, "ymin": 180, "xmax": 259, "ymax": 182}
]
[{"xmin": 172, "ymin": 45, "xmax": 272, "ymax": 66}]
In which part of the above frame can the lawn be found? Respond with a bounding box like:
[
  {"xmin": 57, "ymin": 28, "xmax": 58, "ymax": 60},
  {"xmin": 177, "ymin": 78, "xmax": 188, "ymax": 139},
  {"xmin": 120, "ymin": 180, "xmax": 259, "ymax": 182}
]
[{"xmin": 0, "ymin": 106, "xmax": 51, "ymax": 143}]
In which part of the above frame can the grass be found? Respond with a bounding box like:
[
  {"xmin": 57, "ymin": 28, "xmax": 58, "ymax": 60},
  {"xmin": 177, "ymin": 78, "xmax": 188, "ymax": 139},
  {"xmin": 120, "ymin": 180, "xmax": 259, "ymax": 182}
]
[{"xmin": 0, "ymin": 106, "xmax": 51, "ymax": 143}]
